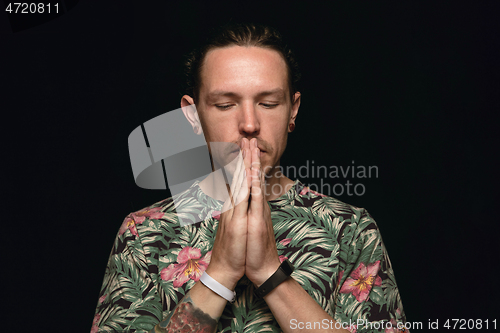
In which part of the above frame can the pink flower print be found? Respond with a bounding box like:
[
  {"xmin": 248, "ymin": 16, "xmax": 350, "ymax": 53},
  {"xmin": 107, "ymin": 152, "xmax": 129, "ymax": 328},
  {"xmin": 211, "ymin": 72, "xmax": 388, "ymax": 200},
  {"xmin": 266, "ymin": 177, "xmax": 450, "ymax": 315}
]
[
  {"xmin": 161, "ymin": 247, "xmax": 212, "ymax": 287},
  {"xmin": 90, "ymin": 313, "xmax": 100, "ymax": 333},
  {"xmin": 132, "ymin": 206, "xmax": 164, "ymax": 223},
  {"xmin": 279, "ymin": 238, "xmax": 292, "ymax": 246},
  {"xmin": 278, "ymin": 255, "xmax": 288, "ymax": 263},
  {"xmin": 211, "ymin": 210, "xmax": 221, "ymax": 220},
  {"xmin": 337, "ymin": 270, "xmax": 344, "ymax": 287},
  {"xmin": 98, "ymin": 294, "xmax": 107, "ymax": 305},
  {"xmin": 299, "ymin": 186, "xmax": 326, "ymax": 197},
  {"xmin": 119, "ymin": 215, "xmax": 137, "ymax": 236},
  {"xmin": 119, "ymin": 207, "xmax": 164, "ymax": 236},
  {"xmin": 339, "ymin": 261, "xmax": 382, "ymax": 303}
]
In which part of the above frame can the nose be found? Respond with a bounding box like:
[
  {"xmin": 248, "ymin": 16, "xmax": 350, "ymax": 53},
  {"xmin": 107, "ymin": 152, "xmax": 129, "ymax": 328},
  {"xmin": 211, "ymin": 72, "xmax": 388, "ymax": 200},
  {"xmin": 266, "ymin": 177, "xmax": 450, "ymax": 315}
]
[{"xmin": 238, "ymin": 102, "xmax": 260, "ymax": 136}]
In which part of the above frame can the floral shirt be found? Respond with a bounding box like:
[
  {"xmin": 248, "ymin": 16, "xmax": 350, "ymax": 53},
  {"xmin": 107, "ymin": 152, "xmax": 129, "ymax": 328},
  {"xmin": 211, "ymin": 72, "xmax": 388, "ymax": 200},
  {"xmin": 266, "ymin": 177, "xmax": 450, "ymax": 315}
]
[{"xmin": 92, "ymin": 180, "xmax": 408, "ymax": 333}]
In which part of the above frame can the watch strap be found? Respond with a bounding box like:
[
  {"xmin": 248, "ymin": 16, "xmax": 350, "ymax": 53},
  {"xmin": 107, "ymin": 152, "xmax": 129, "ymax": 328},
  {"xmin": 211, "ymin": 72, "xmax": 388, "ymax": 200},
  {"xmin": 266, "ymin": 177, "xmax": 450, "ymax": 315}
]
[
  {"xmin": 254, "ymin": 259, "xmax": 294, "ymax": 298},
  {"xmin": 200, "ymin": 271, "xmax": 236, "ymax": 303}
]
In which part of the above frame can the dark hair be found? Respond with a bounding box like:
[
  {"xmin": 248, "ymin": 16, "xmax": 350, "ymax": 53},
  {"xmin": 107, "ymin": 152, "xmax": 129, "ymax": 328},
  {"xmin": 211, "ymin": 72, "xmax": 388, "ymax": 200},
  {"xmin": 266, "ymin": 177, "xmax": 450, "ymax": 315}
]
[{"xmin": 182, "ymin": 22, "xmax": 301, "ymax": 103}]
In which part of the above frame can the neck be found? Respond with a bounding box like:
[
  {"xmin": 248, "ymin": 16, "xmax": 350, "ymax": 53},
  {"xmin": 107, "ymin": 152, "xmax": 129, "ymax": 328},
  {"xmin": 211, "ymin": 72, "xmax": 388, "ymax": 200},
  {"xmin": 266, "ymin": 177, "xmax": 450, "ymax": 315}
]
[
  {"xmin": 263, "ymin": 164, "xmax": 295, "ymax": 201},
  {"xmin": 199, "ymin": 168, "xmax": 231, "ymax": 202}
]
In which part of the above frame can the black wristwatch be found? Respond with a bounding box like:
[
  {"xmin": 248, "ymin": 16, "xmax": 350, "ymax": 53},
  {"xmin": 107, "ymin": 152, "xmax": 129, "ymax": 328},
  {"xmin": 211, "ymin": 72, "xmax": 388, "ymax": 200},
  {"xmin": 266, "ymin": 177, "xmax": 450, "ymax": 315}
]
[{"xmin": 254, "ymin": 259, "xmax": 294, "ymax": 298}]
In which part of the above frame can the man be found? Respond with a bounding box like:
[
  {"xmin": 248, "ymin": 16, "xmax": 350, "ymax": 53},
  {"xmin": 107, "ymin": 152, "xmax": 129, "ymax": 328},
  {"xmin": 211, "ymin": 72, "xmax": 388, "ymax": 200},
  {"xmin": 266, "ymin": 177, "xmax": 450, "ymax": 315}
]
[{"xmin": 92, "ymin": 23, "xmax": 408, "ymax": 333}]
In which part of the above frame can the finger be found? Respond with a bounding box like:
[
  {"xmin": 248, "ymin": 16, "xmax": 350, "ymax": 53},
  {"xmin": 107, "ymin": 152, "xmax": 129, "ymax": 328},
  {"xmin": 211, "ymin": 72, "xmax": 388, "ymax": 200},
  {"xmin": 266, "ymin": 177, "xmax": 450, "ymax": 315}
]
[
  {"xmin": 224, "ymin": 141, "xmax": 245, "ymax": 207},
  {"xmin": 259, "ymin": 148, "xmax": 266, "ymax": 201},
  {"xmin": 221, "ymin": 163, "xmax": 241, "ymax": 220},
  {"xmin": 234, "ymin": 145, "xmax": 248, "ymax": 203},
  {"xmin": 221, "ymin": 140, "xmax": 248, "ymax": 219},
  {"xmin": 233, "ymin": 139, "xmax": 252, "ymax": 207},
  {"xmin": 232, "ymin": 168, "xmax": 249, "ymax": 219},
  {"xmin": 233, "ymin": 139, "xmax": 251, "ymax": 218},
  {"xmin": 241, "ymin": 138, "xmax": 252, "ymax": 192},
  {"xmin": 228, "ymin": 150, "xmax": 244, "ymax": 207},
  {"xmin": 243, "ymin": 138, "xmax": 252, "ymax": 174},
  {"xmin": 221, "ymin": 189, "xmax": 235, "ymax": 221},
  {"xmin": 250, "ymin": 141, "xmax": 263, "ymax": 216}
]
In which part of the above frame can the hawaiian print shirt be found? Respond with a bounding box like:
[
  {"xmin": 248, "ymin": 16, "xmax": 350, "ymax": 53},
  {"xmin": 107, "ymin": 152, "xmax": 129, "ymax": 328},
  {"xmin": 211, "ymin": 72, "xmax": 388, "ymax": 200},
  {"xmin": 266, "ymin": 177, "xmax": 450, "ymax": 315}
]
[{"xmin": 92, "ymin": 180, "xmax": 408, "ymax": 333}]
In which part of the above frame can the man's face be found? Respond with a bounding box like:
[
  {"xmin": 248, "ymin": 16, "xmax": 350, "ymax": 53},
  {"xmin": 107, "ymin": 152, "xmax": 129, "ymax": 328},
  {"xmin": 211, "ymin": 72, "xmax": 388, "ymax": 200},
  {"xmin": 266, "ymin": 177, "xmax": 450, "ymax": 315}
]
[{"xmin": 193, "ymin": 45, "xmax": 300, "ymax": 176}]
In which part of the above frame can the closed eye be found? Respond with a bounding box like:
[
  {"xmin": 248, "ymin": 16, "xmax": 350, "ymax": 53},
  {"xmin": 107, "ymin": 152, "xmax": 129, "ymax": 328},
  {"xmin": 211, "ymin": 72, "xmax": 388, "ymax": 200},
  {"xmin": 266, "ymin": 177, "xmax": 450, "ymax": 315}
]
[
  {"xmin": 215, "ymin": 103, "xmax": 279, "ymax": 110},
  {"xmin": 215, "ymin": 104, "xmax": 233, "ymax": 110},
  {"xmin": 261, "ymin": 103, "xmax": 279, "ymax": 109}
]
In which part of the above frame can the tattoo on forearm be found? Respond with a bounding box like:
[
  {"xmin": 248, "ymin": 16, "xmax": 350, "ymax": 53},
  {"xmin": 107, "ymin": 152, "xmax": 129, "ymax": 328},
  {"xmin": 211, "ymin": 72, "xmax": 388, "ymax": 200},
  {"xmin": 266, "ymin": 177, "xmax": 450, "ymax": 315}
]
[{"xmin": 151, "ymin": 291, "xmax": 218, "ymax": 333}]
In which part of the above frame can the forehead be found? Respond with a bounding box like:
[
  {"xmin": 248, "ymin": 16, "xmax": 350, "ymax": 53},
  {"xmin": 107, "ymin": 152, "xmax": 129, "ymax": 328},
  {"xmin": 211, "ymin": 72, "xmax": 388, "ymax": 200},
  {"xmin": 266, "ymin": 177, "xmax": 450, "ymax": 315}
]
[{"xmin": 199, "ymin": 46, "xmax": 289, "ymax": 97}]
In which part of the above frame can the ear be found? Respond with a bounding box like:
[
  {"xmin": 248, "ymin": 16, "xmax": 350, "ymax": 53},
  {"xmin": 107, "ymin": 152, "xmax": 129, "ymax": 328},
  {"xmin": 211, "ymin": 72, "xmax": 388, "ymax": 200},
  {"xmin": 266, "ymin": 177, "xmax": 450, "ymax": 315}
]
[
  {"xmin": 288, "ymin": 91, "xmax": 301, "ymax": 132},
  {"xmin": 181, "ymin": 95, "xmax": 203, "ymax": 135}
]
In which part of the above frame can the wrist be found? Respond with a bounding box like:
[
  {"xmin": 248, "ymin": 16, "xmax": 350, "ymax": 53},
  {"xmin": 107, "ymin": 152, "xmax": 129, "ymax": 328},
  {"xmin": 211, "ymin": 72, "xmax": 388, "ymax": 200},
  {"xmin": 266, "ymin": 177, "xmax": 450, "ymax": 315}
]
[
  {"xmin": 205, "ymin": 266, "xmax": 240, "ymax": 291},
  {"xmin": 252, "ymin": 260, "xmax": 282, "ymax": 288}
]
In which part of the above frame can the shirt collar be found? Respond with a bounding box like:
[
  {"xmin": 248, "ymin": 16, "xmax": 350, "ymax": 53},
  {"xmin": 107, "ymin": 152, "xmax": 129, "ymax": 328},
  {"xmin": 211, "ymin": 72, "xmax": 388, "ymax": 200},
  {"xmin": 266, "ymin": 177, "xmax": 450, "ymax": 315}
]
[{"xmin": 187, "ymin": 178, "xmax": 305, "ymax": 209}]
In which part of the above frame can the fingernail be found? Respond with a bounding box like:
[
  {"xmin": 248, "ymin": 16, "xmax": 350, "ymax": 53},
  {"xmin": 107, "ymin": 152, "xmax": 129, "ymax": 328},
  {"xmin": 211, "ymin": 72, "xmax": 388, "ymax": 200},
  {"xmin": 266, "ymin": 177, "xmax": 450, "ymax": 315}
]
[
  {"xmin": 253, "ymin": 139, "xmax": 258, "ymax": 147},
  {"xmin": 243, "ymin": 149, "xmax": 246, "ymax": 158}
]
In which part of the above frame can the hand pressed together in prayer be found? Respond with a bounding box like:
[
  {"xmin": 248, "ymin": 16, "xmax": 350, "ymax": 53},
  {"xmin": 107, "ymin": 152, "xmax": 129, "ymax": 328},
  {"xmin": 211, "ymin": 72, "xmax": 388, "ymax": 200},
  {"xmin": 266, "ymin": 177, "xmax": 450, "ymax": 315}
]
[{"xmin": 205, "ymin": 137, "xmax": 282, "ymax": 290}]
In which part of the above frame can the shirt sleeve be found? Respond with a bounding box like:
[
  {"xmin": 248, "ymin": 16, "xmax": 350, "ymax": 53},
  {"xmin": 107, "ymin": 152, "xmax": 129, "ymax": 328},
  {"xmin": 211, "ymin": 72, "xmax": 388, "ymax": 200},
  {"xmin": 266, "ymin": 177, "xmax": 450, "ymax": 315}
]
[
  {"xmin": 333, "ymin": 209, "xmax": 409, "ymax": 333},
  {"xmin": 90, "ymin": 214, "xmax": 165, "ymax": 333}
]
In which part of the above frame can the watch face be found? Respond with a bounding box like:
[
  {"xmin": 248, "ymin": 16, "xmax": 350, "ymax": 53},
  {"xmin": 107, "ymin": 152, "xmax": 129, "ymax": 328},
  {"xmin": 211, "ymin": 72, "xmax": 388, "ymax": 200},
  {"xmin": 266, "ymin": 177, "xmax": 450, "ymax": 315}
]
[{"xmin": 281, "ymin": 259, "xmax": 294, "ymax": 275}]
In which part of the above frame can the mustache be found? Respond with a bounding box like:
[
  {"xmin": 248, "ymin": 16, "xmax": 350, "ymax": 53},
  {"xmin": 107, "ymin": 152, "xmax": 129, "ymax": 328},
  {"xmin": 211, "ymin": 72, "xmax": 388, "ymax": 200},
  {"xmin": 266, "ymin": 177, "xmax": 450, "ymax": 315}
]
[{"xmin": 226, "ymin": 139, "xmax": 271, "ymax": 154}]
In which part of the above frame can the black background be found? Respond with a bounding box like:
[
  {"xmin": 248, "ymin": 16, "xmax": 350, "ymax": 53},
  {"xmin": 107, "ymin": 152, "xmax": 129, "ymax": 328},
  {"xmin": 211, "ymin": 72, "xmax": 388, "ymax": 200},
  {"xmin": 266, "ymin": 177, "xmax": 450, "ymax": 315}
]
[{"xmin": 2, "ymin": 1, "xmax": 499, "ymax": 332}]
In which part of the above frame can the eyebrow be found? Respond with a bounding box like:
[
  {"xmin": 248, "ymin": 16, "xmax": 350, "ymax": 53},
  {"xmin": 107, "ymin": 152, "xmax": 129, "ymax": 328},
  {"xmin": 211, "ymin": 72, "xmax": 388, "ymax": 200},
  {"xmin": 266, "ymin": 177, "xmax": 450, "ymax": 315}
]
[{"xmin": 207, "ymin": 88, "xmax": 285, "ymax": 100}]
